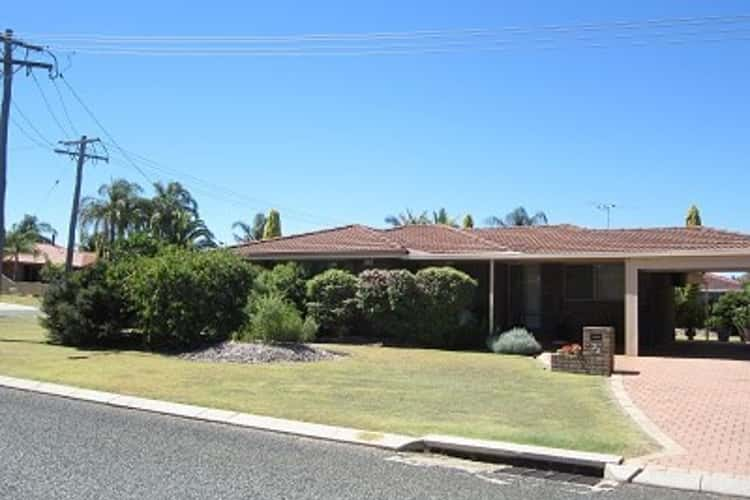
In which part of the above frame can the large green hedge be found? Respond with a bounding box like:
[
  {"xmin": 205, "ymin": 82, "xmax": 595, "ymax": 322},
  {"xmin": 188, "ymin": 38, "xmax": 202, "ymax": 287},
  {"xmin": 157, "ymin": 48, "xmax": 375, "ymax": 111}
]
[
  {"xmin": 125, "ymin": 248, "xmax": 257, "ymax": 348},
  {"xmin": 306, "ymin": 268, "xmax": 360, "ymax": 337}
]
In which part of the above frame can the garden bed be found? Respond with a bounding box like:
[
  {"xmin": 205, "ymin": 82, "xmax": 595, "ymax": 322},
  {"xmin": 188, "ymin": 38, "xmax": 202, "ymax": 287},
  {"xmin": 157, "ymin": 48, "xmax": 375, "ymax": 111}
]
[{"xmin": 178, "ymin": 341, "xmax": 343, "ymax": 364}]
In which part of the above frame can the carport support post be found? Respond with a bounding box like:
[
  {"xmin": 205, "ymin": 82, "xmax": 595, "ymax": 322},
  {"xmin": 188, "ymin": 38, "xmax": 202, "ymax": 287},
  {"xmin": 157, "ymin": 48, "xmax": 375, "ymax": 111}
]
[
  {"xmin": 625, "ymin": 260, "xmax": 639, "ymax": 356},
  {"xmin": 489, "ymin": 259, "xmax": 495, "ymax": 335}
]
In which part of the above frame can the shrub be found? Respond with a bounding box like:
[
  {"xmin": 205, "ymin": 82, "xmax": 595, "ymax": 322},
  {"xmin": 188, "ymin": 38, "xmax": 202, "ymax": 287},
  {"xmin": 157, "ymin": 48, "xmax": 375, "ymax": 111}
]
[
  {"xmin": 306, "ymin": 269, "xmax": 359, "ymax": 337},
  {"xmin": 708, "ymin": 289, "xmax": 750, "ymax": 335},
  {"xmin": 301, "ymin": 316, "xmax": 319, "ymax": 342},
  {"xmin": 358, "ymin": 268, "xmax": 420, "ymax": 341},
  {"xmin": 42, "ymin": 262, "xmax": 133, "ymax": 347},
  {"xmin": 238, "ymin": 294, "xmax": 306, "ymax": 342},
  {"xmin": 415, "ymin": 267, "xmax": 477, "ymax": 347},
  {"xmin": 254, "ymin": 262, "xmax": 308, "ymax": 312},
  {"xmin": 125, "ymin": 248, "xmax": 256, "ymax": 349},
  {"xmin": 488, "ymin": 327, "xmax": 542, "ymax": 355}
]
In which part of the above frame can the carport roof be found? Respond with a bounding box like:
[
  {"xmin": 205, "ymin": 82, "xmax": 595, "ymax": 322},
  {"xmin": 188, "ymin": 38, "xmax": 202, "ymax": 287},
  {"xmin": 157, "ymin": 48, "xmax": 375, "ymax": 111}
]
[{"xmin": 231, "ymin": 224, "xmax": 750, "ymax": 259}]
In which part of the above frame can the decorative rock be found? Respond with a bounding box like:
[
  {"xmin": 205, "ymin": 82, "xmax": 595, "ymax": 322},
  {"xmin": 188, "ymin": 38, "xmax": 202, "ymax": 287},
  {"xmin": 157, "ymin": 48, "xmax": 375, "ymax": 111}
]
[{"xmin": 178, "ymin": 341, "xmax": 342, "ymax": 364}]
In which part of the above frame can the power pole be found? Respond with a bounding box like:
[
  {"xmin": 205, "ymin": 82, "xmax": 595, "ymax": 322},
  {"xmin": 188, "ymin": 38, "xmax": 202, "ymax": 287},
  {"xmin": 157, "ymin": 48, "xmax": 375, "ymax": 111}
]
[
  {"xmin": 0, "ymin": 28, "xmax": 54, "ymax": 287},
  {"xmin": 54, "ymin": 136, "xmax": 108, "ymax": 272}
]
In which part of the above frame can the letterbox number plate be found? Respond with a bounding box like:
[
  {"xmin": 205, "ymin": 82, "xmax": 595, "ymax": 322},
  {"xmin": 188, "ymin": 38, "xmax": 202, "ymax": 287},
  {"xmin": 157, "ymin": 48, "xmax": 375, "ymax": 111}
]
[{"xmin": 590, "ymin": 333, "xmax": 602, "ymax": 341}]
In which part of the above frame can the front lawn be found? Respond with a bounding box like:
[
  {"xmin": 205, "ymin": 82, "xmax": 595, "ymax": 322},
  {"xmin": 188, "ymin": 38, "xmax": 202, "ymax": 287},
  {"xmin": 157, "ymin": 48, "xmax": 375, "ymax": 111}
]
[
  {"xmin": 0, "ymin": 294, "xmax": 41, "ymax": 307},
  {"xmin": 0, "ymin": 315, "xmax": 653, "ymax": 457}
]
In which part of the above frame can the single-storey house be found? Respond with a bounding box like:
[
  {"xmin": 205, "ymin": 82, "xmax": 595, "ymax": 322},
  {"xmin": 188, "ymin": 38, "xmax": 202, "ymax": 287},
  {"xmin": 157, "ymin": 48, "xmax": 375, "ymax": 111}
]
[
  {"xmin": 2, "ymin": 243, "xmax": 97, "ymax": 282},
  {"xmin": 232, "ymin": 224, "xmax": 750, "ymax": 356},
  {"xmin": 701, "ymin": 272, "xmax": 744, "ymax": 304}
]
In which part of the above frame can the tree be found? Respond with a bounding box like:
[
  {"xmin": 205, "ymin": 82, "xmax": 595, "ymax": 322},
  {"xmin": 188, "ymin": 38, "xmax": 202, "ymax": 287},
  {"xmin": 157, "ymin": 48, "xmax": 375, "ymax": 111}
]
[
  {"xmin": 3, "ymin": 226, "xmax": 37, "ymax": 281},
  {"xmin": 686, "ymin": 204, "xmax": 702, "ymax": 227},
  {"xmin": 385, "ymin": 209, "xmax": 429, "ymax": 227},
  {"xmin": 232, "ymin": 212, "xmax": 266, "ymax": 243},
  {"xmin": 168, "ymin": 211, "xmax": 216, "ymax": 249},
  {"xmin": 431, "ymin": 208, "xmax": 458, "ymax": 227},
  {"xmin": 263, "ymin": 209, "xmax": 282, "ymax": 239},
  {"xmin": 462, "ymin": 214, "xmax": 474, "ymax": 229},
  {"xmin": 80, "ymin": 179, "xmax": 148, "ymax": 247},
  {"xmin": 486, "ymin": 207, "xmax": 548, "ymax": 227},
  {"xmin": 16, "ymin": 214, "xmax": 57, "ymax": 244}
]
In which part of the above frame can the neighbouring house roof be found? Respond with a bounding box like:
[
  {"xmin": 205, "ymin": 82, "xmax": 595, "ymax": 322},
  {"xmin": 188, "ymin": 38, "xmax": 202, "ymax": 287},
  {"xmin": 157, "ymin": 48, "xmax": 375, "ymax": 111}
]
[
  {"xmin": 2, "ymin": 243, "xmax": 97, "ymax": 268},
  {"xmin": 702, "ymin": 273, "xmax": 744, "ymax": 292},
  {"xmin": 231, "ymin": 224, "xmax": 750, "ymax": 260}
]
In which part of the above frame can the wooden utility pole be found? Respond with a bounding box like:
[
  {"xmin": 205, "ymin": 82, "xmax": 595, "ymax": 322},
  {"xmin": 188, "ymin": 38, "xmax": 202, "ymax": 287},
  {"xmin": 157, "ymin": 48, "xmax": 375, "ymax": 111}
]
[
  {"xmin": 54, "ymin": 136, "xmax": 108, "ymax": 272},
  {"xmin": 0, "ymin": 29, "xmax": 53, "ymax": 287}
]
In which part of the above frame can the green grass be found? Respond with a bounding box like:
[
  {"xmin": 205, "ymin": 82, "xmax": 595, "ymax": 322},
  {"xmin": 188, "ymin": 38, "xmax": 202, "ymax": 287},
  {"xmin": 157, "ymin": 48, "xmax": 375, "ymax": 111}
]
[
  {"xmin": 0, "ymin": 315, "xmax": 654, "ymax": 457},
  {"xmin": 0, "ymin": 294, "xmax": 41, "ymax": 307}
]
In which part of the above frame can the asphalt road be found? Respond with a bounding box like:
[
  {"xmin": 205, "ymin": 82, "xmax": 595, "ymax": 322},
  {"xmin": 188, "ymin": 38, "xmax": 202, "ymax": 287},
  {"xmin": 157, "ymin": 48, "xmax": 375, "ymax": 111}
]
[{"xmin": 0, "ymin": 387, "xmax": 731, "ymax": 500}]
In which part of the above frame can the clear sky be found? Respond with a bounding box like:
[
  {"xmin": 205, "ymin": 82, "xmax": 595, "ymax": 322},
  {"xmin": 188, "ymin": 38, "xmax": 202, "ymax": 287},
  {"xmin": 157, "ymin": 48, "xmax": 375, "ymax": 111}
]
[{"xmin": 3, "ymin": 1, "xmax": 749, "ymax": 246}]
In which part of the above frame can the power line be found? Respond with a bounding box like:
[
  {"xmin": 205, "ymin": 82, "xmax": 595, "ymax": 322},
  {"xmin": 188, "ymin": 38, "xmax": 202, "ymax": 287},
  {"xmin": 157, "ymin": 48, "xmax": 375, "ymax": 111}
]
[
  {"xmin": 10, "ymin": 101, "xmax": 56, "ymax": 147},
  {"xmin": 57, "ymin": 74, "xmax": 152, "ymax": 183},
  {"xmin": 105, "ymin": 147, "xmax": 346, "ymax": 226},
  {"xmin": 51, "ymin": 77, "xmax": 79, "ymax": 136},
  {"xmin": 10, "ymin": 115, "xmax": 52, "ymax": 150},
  {"xmin": 30, "ymin": 69, "xmax": 72, "ymax": 137}
]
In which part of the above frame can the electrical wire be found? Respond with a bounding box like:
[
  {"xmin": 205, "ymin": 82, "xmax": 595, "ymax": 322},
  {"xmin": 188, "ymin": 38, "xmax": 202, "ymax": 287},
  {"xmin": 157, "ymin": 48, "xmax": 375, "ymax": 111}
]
[
  {"xmin": 57, "ymin": 74, "xmax": 152, "ymax": 183},
  {"xmin": 9, "ymin": 106, "xmax": 55, "ymax": 149},
  {"xmin": 52, "ymin": 76, "xmax": 79, "ymax": 137},
  {"xmin": 30, "ymin": 70, "xmax": 73, "ymax": 138}
]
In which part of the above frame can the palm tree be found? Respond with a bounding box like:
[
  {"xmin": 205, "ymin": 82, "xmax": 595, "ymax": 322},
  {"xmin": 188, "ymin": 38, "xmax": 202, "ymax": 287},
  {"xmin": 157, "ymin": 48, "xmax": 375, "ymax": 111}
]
[
  {"xmin": 169, "ymin": 211, "xmax": 216, "ymax": 249},
  {"xmin": 485, "ymin": 207, "xmax": 548, "ymax": 227},
  {"xmin": 385, "ymin": 209, "xmax": 430, "ymax": 227},
  {"xmin": 149, "ymin": 181, "xmax": 200, "ymax": 241},
  {"xmin": 3, "ymin": 226, "xmax": 38, "ymax": 281},
  {"xmin": 431, "ymin": 208, "xmax": 458, "ymax": 227},
  {"xmin": 80, "ymin": 179, "xmax": 148, "ymax": 245},
  {"xmin": 232, "ymin": 212, "xmax": 266, "ymax": 243},
  {"xmin": 16, "ymin": 214, "xmax": 57, "ymax": 244}
]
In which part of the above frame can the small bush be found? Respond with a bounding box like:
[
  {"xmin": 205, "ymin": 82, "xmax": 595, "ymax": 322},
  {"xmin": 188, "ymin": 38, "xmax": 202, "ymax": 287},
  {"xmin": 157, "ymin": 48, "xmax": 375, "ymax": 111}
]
[
  {"xmin": 306, "ymin": 269, "xmax": 359, "ymax": 337},
  {"xmin": 487, "ymin": 327, "xmax": 542, "ymax": 355},
  {"xmin": 415, "ymin": 267, "xmax": 477, "ymax": 348},
  {"xmin": 126, "ymin": 248, "xmax": 256, "ymax": 349},
  {"xmin": 238, "ymin": 294, "xmax": 305, "ymax": 342},
  {"xmin": 42, "ymin": 262, "xmax": 133, "ymax": 347},
  {"xmin": 358, "ymin": 268, "xmax": 420, "ymax": 341},
  {"xmin": 301, "ymin": 316, "xmax": 319, "ymax": 342},
  {"xmin": 254, "ymin": 262, "xmax": 308, "ymax": 312}
]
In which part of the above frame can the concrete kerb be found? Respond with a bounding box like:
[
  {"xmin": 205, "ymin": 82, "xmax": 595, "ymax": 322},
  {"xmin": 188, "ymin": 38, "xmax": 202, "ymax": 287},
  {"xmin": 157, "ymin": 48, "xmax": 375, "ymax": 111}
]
[
  {"xmin": 633, "ymin": 467, "xmax": 750, "ymax": 498},
  {"xmin": 1, "ymin": 374, "xmax": 622, "ymax": 472}
]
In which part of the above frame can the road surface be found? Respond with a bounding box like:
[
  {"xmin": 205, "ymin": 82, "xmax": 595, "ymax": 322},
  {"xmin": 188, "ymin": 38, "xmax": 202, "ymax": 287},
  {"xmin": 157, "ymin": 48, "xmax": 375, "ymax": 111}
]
[{"xmin": 0, "ymin": 387, "xmax": 730, "ymax": 499}]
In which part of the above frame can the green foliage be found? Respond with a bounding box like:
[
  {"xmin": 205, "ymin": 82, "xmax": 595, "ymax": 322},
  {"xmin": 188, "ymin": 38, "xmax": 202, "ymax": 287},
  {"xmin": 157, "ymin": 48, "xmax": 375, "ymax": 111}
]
[
  {"xmin": 39, "ymin": 262, "xmax": 65, "ymax": 283},
  {"xmin": 462, "ymin": 214, "xmax": 474, "ymax": 229},
  {"xmin": 109, "ymin": 232, "xmax": 167, "ymax": 261},
  {"xmin": 487, "ymin": 327, "xmax": 542, "ymax": 355},
  {"xmin": 301, "ymin": 316, "xmax": 319, "ymax": 342},
  {"xmin": 125, "ymin": 248, "xmax": 256, "ymax": 349},
  {"xmin": 254, "ymin": 262, "xmax": 308, "ymax": 312},
  {"xmin": 238, "ymin": 294, "xmax": 306, "ymax": 342},
  {"xmin": 674, "ymin": 284, "xmax": 706, "ymax": 333},
  {"xmin": 41, "ymin": 262, "xmax": 133, "ymax": 347},
  {"xmin": 357, "ymin": 269, "xmax": 419, "ymax": 341},
  {"xmin": 685, "ymin": 204, "xmax": 702, "ymax": 227},
  {"xmin": 732, "ymin": 305, "xmax": 750, "ymax": 339},
  {"xmin": 708, "ymin": 287, "xmax": 750, "ymax": 338},
  {"xmin": 486, "ymin": 207, "xmax": 548, "ymax": 227},
  {"xmin": 306, "ymin": 269, "xmax": 360, "ymax": 337},
  {"xmin": 263, "ymin": 209, "xmax": 282, "ymax": 239},
  {"xmin": 414, "ymin": 267, "xmax": 477, "ymax": 347}
]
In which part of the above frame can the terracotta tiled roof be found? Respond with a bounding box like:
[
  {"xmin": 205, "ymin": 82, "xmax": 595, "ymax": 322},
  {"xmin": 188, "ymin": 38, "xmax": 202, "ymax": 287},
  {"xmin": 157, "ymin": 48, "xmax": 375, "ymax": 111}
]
[
  {"xmin": 385, "ymin": 225, "xmax": 503, "ymax": 254},
  {"xmin": 232, "ymin": 224, "xmax": 406, "ymax": 257},
  {"xmin": 3, "ymin": 243, "xmax": 97, "ymax": 268},
  {"xmin": 473, "ymin": 226, "xmax": 750, "ymax": 254},
  {"xmin": 702, "ymin": 273, "xmax": 744, "ymax": 292},
  {"xmin": 233, "ymin": 224, "xmax": 750, "ymax": 259}
]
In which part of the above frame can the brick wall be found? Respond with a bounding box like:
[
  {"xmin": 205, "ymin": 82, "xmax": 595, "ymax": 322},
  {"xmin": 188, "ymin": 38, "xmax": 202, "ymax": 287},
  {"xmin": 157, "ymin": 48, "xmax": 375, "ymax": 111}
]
[{"xmin": 550, "ymin": 326, "xmax": 615, "ymax": 376}]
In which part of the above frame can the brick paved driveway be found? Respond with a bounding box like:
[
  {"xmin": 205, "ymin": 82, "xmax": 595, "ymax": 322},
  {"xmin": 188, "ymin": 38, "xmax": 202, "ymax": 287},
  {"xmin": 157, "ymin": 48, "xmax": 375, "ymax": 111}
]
[{"xmin": 617, "ymin": 355, "xmax": 750, "ymax": 477}]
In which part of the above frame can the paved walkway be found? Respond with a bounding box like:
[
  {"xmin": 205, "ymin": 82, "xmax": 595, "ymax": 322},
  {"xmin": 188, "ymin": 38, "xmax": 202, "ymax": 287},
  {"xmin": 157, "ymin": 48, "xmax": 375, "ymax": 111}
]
[
  {"xmin": 0, "ymin": 302, "xmax": 39, "ymax": 316},
  {"xmin": 617, "ymin": 356, "xmax": 750, "ymax": 477}
]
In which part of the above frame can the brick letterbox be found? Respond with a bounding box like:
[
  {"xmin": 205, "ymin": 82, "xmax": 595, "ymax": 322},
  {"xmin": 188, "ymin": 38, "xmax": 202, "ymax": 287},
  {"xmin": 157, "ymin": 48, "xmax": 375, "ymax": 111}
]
[{"xmin": 550, "ymin": 326, "xmax": 615, "ymax": 376}]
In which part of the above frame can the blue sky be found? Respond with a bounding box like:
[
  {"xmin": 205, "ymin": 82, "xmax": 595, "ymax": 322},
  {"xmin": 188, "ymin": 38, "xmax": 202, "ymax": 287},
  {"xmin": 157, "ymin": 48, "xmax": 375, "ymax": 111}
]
[{"xmin": 3, "ymin": 1, "xmax": 750, "ymax": 245}]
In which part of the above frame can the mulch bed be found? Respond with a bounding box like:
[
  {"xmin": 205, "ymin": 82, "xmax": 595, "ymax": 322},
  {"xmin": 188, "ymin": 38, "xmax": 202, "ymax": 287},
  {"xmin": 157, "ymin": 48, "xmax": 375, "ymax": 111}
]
[{"xmin": 178, "ymin": 341, "xmax": 343, "ymax": 364}]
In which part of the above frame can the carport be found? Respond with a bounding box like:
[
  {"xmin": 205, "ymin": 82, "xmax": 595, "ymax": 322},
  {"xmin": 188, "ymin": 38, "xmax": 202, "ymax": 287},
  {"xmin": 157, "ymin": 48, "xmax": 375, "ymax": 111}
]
[{"xmin": 624, "ymin": 252, "xmax": 750, "ymax": 356}]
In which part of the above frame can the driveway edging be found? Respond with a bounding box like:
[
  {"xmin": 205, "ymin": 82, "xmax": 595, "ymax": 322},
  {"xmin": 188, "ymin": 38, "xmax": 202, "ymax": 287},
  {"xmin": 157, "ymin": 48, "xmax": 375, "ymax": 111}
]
[
  {"xmin": 0, "ymin": 374, "xmax": 620, "ymax": 473},
  {"xmin": 609, "ymin": 374, "xmax": 684, "ymax": 462}
]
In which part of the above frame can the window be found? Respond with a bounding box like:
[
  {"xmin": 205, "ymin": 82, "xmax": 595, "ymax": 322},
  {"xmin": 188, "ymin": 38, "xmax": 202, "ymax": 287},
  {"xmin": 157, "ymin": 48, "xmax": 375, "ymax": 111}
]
[
  {"xmin": 565, "ymin": 264, "xmax": 624, "ymax": 301},
  {"xmin": 596, "ymin": 264, "xmax": 624, "ymax": 301},
  {"xmin": 565, "ymin": 265, "xmax": 595, "ymax": 300}
]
